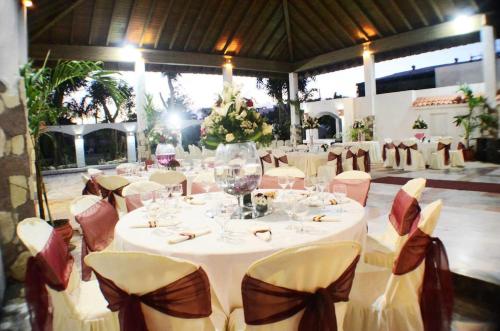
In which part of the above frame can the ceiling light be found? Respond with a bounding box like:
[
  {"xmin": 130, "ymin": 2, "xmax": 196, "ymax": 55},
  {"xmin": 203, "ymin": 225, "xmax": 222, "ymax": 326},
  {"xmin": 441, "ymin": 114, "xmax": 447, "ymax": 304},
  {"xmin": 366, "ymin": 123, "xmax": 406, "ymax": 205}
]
[
  {"xmin": 120, "ymin": 44, "xmax": 142, "ymax": 62},
  {"xmin": 452, "ymin": 14, "xmax": 473, "ymax": 33},
  {"xmin": 23, "ymin": 0, "xmax": 33, "ymax": 7}
]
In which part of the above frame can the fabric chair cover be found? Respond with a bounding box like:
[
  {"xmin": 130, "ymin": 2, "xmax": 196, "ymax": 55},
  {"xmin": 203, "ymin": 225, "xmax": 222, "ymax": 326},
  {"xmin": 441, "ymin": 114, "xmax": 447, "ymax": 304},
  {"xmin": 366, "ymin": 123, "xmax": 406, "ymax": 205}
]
[
  {"xmin": 430, "ymin": 140, "xmax": 452, "ymax": 170},
  {"xmin": 450, "ymin": 141, "xmax": 466, "ymax": 167},
  {"xmin": 259, "ymin": 175, "xmax": 304, "ymax": 190},
  {"xmin": 17, "ymin": 218, "xmax": 119, "ymax": 331},
  {"xmin": 356, "ymin": 148, "xmax": 371, "ymax": 172},
  {"xmin": 264, "ymin": 166, "xmax": 305, "ymax": 178},
  {"xmin": 149, "ymin": 170, "xmax": 187, "ymax": 196},
  {"xmin": 189, "ymin": 145, "xmax": 203, "ymax": 157},
  {"xmin": 317, "ymin": 148, "xmax": 343, "ymax": 181},
  {"xmin": 85, "ymin": 251, "xmax": 227, "ymax": 331},
  {"xmin": 95, "ymin": 175, "xmax": 130, "ymax": 212},
  {"xmin": 228, "ymin": 242, "xmax": 361, "ymax": 331},
  {"xmin": 88, "ymin": 168, "xmax": 104, "ymax": 178},
  {"xmin": 116, "ymin": 163, "xmax": 137, "ymax": 175},
  {"xmin": 191, "ymin": 171, "xmax": 220, "ymax": 194},
  {"xmin": 382, "ymin": 142, "xmax": 396, "ymax": 168},
  {"xmin": 82, "ymin": 174, "xmax": 101, "ymax": 196},
  {"xmin": 272, "ymin": 150, "xmax": 288, "ymax": 167},
  {"xmin": 365, "ymin": 178, "xmax": 426, "ymax": 268},
  {"xmin": 397, "ymin": 141, "xmax": 425, "ymax": 171},
  {"xmin": 345, "ymin": 148, "xmax": 358, "ymax": 171},
  {"xmin": 122, "ymin": 181, "xmax": 163, "ymax": 213},
  {"xmin": 259, "ymin": 151, "xmax": 275, "ymax": 175},
  {"xmin": 75, "ymin": 200, "xmax": 119, "ymax": 281},
  {"xmin": 69, "ymin": 195, "xmax": 102, "ymax": 231},
  {"xmin": 331, "ymin": 171, "xmax": 371, "ymax": 207},
  {"xmin": 344, "ymin": 200, "xmax": 450, "ymax": 331}
]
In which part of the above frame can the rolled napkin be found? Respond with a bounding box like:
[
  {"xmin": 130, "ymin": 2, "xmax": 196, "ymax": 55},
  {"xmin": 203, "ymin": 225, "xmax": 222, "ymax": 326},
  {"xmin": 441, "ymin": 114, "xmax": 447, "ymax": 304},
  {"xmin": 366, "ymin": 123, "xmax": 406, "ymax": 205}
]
[
  {"xmin": 130, "ymin": 219, "xmax": 178, "ymax": 228},
  {"xmin": 312, "ymin": 214, "xmax": 340, "ymax": 222},
  {"xmin": 168, "ymin": 228, "xmax": 211, "ymax": 244},
  {"xmin": 183, "ymin": 196, "xmax": 206, "ymax": 205},
  {"xmin": 252, "ymin": 227, "xmax": 272, "ymax": 242}
]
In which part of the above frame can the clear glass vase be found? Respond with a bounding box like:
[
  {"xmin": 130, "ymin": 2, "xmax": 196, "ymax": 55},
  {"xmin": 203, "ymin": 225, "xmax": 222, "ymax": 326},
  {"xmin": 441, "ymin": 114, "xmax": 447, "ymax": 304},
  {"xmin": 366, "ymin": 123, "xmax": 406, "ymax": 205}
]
[{"xmin": 214, "ymin": 141, "xmax": 262, "ymax": 219}]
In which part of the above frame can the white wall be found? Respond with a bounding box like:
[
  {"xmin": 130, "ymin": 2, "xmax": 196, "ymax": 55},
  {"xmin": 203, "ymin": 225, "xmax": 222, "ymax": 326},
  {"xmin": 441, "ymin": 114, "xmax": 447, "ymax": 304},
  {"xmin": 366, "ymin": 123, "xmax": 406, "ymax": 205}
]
[{"xmin": 435, "ymin": 58, "xmax": 500, "ymax": 88}]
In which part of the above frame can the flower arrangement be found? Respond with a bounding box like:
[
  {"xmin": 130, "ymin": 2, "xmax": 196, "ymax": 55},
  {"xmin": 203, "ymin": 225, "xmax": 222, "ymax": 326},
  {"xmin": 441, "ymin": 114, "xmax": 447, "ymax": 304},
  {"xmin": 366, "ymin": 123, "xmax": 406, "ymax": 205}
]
[
  {"xmin": 349, "ymin": 119, "xmax": 370, "ymax": 141},
  {"xmin": 412, "ymin": 116, "xmax": 428, "ymax": 129},
  {"xmin": 148, "ymin": 128, "xmax": 179, "ymax": 149},
  {"xmin": 303, "ymin": 115, "xmax": 319, "ymax": 129},
  {"xmin": 352, "ymin": 120, "xmax": 365, "ymax": 130},
  {"xmin": 201, "ymin": 83, "xmax": 273, "ymax": 149}
]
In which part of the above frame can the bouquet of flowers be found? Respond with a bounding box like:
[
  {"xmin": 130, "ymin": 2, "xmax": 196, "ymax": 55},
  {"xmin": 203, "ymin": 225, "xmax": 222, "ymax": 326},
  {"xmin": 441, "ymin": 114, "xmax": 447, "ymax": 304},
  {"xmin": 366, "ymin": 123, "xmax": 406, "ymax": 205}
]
[
  {"xmin": 412, "ymin": 116, "xmax": 428, "ymax": 129},
  {"xmin": 201, "ymin": 83, "xmax": 273, "ymax": 149},
  {"xmin": 352, "ymin": 120, "xmax": 365, "ymax": 130},
  {"xmin": 148, "ymin": 128, "xmax": 179, "ymax": 149},
  {"xmin": 303, "ymin": 115, "xmax": 319, "ymax": 129}
]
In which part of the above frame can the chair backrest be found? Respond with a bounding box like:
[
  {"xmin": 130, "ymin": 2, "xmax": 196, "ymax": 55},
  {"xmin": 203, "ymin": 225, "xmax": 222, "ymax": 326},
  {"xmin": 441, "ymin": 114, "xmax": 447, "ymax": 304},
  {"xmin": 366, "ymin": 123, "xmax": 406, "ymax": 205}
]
[
  {"xmin": 330, "ymin": 147, "xmax": 344, "ymax": 155},
  {"xmin": 384, "ymin": 138, "xmax": 393, "ymax": 144},
  {"xmin": 87, "ymin": 168, "xmax": 103, "ymax": 177},
  {"xmin": 264, "ymin": 166, "xmax": 305, "ymax": 178},
  {"xmin": 349, "ymin": 145, "xmax": 360, "ymax": 154},
  {"xmin": 122, "ymin": 181, "xmax": 163, "ymax": 196},
  {"xmin": 245, "ymin": 242, "xmax": 361, "ymax": 330},
  {"xmin": 149, "ymin": 170, "xmax": 187, "ymax": 186},
  {"xmin": 85, "ymin": 251, "xmax": 217, "ymax": 331},
  {"xmin": 69, "ymin": 195, "xmax": 101, "ymax": 217},
  {"xmin": 332, "ymin": 171, "xmax": 371, "ymax": 206},
  {"xmin": 335, "ymin": 170, "xmax": 371, "ymax": 180},
  {"xmin": 401, "ymin": 178, "xmax": 426, "ymax": 201},
  {"xmin": 95, "ymin": 175, "xmax": 129, "ymax": 191},
  {"xmin": 384, "ymin": 200, "xmax": 443, "ymax": 307},
  {"xmin": 116, "ymin": 163, "xmax": 136, "ymax": 174}
]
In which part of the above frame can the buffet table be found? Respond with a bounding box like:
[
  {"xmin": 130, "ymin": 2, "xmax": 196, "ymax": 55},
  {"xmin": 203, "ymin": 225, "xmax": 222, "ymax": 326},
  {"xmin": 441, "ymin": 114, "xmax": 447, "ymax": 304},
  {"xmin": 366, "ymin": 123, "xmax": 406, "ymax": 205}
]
[{"xmin": 114, "ymin": 191, "xmax": 366, "ymax": 314}]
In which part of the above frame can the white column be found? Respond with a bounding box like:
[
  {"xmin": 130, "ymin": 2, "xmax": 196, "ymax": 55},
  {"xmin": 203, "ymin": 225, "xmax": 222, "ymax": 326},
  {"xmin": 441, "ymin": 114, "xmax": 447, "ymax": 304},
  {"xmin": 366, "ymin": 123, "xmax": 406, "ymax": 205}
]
[
  {"xmin": 126, "ymin": 132, "xmax": 137, "ymax": 162},
  {"xmin": 363, "ymin": 51, "xmax": 376, "ymax": 116},
  {"xmin": 134, "ymin": 58, "xmax": 148, "ymax": 160},
  {"xmin": 480, "ymin": 26, "xmax": 498, "ymax": 137},
  {"xmin": 74, "ymin": 135, "xmax": 85, "ymax": 168},
  {"xmin": 289, "ymin": 72, "xmax": 300, "ymax": 143},
  {"xmin": 222, "ymin": 62, "xmax": 233, "ymax": 85},
  {"xmin": 335, "ymin": 117, "xmax": 340, "ymax": 139}
]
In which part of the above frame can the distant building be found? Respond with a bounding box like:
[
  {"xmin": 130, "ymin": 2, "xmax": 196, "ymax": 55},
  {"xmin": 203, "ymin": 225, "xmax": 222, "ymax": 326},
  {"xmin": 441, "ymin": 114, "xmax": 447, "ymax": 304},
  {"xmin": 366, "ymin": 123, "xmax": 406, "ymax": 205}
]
[{"xmin": 357, "ymin": 54, "xmax": 500, "ymax": 97}]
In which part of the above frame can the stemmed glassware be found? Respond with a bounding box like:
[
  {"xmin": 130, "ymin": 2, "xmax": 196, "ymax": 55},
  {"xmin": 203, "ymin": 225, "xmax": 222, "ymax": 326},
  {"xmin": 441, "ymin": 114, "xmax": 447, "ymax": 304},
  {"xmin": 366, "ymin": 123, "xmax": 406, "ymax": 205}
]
[
  {"xmin": 140, "ymin": 191, "xmax": 154, "ymax": 215},
  {"xmin": 304, "ymin": 176, "xmax": 316, "ymax": 193},
  {"xmin": 333, "ymin": 184, "xmax": 347, "ymax": 213},
  {"xmin": 316, "ymin": 176, "xmax": 328, "ymax": 209},
  {"xmin": 287, "ymin": 176, "xmax": 296, "ymax": 190},
  {"xmin": 171, "ymin": 184, "xmax": 183, "ymax": 210},
  {"xmin": 278, "ymin": 176, "xmax": 288, "ymax": 191}
]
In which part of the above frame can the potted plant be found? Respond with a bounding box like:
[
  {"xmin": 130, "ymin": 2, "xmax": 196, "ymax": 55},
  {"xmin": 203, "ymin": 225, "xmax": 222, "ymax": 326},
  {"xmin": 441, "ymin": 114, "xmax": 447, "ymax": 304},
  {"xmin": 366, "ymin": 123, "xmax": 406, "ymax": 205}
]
[
  {"xmin": 350, "ymin": 120, "xmax": 369, "ymax": 142},
  {"xmin": 302, "ymin": 115, "xmax": 319, "ymax": 146},
  {"xmin": 412, "ymin": 116, "xmax": 428, "ymax": 141},
  {"xmin": 21, "ymin": 53, "xmax": 127, "ymax": 242}
]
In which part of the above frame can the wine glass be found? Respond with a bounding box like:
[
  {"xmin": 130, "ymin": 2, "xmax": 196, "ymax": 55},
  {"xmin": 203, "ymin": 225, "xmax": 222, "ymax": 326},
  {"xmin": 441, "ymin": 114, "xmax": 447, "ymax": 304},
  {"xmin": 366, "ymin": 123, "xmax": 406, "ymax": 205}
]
[
  {"xmin": 278, "ymin": 176, "xmax": 288, "ymax": 191},
  {"xmin": 316, "ymin": 176, "xmax": 329, "ymax": 209},
  {"xmin": 171, "ymin": 184, "xmax": 183, "ymax": 209},
  {"xmin": 202, "ymin": 180, "xmax": 212, "ymax": 195},
  {"xmin": 287, "ymin": 176, "xmax": 296, "ymax": 190},
  {"xmin": 214, "ymin": 202, "xmax": 234, "ymax": 240},
  {"xmin": 304, "ymin": 176, "xmax": 316, "ymax": 194},
  {"xmin": 294, "ymin": 200, "xmax": 309, "ymax": 233},
  {"xmin": 140, "ymin": 191, "xmax": 154, "ymax": 215},
  {"xmin": 333, "ymin": 184, "xmax": 347, "ymax": 213}
]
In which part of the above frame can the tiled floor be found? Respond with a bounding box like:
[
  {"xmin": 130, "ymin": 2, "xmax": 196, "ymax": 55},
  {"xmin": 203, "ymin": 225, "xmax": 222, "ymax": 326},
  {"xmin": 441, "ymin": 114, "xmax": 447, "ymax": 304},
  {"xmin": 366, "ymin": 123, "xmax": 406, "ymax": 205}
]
[{"xmin": 1, "ymin": 162, "xmax": 499, "ymax": 330}]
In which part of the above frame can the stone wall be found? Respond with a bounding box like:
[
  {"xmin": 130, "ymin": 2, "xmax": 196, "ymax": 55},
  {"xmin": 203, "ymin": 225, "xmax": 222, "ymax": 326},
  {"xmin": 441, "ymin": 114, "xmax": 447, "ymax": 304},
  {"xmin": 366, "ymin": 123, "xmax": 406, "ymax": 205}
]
[{"xmin": 0, "ymin": 80, "xmax": 36, "ymax": 281}]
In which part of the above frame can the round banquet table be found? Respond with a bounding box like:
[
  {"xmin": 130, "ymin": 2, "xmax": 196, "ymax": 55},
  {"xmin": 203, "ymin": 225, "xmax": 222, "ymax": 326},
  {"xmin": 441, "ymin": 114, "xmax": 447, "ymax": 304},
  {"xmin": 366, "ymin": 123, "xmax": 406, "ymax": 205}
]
[
  {"xmin": 417, "ymin": 141, "xmax": 438, "ymax": 165},
  {"xmin": 286, "ymin": 151, "xmax": 328, "ymax": 177},
  {"xmin": 114, "ymin": 191, "xmax": 366, "ymax": 315}
]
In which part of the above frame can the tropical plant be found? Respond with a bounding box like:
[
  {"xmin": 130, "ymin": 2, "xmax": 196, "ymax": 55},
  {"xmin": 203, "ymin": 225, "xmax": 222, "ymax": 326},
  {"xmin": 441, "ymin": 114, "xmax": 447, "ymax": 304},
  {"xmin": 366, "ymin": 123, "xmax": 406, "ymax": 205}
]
[
  {"xmin": 85, "ymin": 80, "xmax": 134, "ymax": 123},
  {"xmin": 20, "ymin": 54, "xmax": 127, "ymax": 221}
]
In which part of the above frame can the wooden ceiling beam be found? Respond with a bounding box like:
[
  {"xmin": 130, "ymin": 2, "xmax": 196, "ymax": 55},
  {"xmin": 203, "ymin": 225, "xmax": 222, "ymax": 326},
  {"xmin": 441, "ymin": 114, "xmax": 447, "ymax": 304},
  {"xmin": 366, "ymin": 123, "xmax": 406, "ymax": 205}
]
[
  {"xmin": 197, "ymin": 0, "xmax": 226, "ymax": 52},
  {"xmin": 31, "ymin": 0, "xmax": 87, "ymax": 42},
  {"xmin": 29, "ymin": 44, "xmax": 293, "ymax": 73},
  {"xmin": 220, "ymin": 0, "xmax": 257, "ymax": 54},
  {"xmin": 268, "ymin": 35, "xmax": 287, "ymax": 60},
  {"xmin": 368, "ymin": 0, "xmax": 397, "ymax": 34},
  {"xmin": 287, "ymin": 2, "xmax": 331, "ymax": 52},
  {"xmin": 239, "ymin": 1, "xmax": 280, "ymax": 56},
  {"xmin": 282, "ymin": 0, "xmax": 294, "ymax": 62},
  {"xmin": 349, "ymin": 0, "xmax": 383, "ymax": 37},
  {"xmin": 387, "ymin": 0, "xmax": 413, "ymax": 30},
  {"xmin": 294, "ymin": 13, "xmax": 484, "ymax": 72},
  {"xmin": 139, "ymin": 0, "xmax": 157, "ymax": 47},
  {"xmin": 88, "ymin": 0, "xmax": 99, "ymax": 45},
  {"xmin": 169, "ymin": 0, "xmax": 192, "ymax": 49},
  {"xmin": 327, "ymin": 0, "xmax": 370, "ymax": 41},
  {"xmin": 105, "ymin": 0, "xmax": 118, "ymax": 45},
  {"xmin": 124, "ymin": 0, "xmax": 139, "ymax": 44},
  {"xmin": 154, "ymin": 0, "xmax": 175, "ymax": 49},
  {"xmin": 407, "ymin": 0, "xmax": 430, "ymax": 26},
  {"xmin": 301, "ymin": 0, "xmax": 347, "ymax": 47},
  {"xmin": 207, "ymin": 0, "xmax": 239, "ymax": 52},
  {"xmin": 312, "ymin": 0, "xmax": 356, "ymax": 45},
  {"xmin": 183, "ymin": 0, "xmax": 211, "ymax": 51},
  {"xmin": 427, "ymin": 0, "xmax": 444, "ymax": 22}
]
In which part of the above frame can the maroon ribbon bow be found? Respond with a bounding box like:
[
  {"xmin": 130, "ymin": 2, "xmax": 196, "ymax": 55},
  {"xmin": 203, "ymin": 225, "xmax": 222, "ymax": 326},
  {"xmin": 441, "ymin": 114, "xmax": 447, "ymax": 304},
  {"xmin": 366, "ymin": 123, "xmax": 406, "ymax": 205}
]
[
  {"xmin": 382, "ymin": 143, "xmax": 395, "ymax": 162},
  {"xmin": 393, "ymin": 229, "xmax": 453, "ymax": 331},
  {"xmin": 242, "ymin": 255, "xmax": 360, "ymax": 331},
  {"xmin": 82, "ymin": 178, "xmax": 101, "ymax": 196},
  {"xmin": 94, "ymin": 268, "xmax": 212, "ymax": 331},
  {"xmin": 389, "ymin": 189, "xmax": 421, "ymax": 236},
  {"xmin": 346, "ymin": 150, "xmax": 358, "ymax": 171},
  {"xmin": 274, "ymin": 155, "xmax": 288, "ymax": 167},
  {"xmin": 260, "ymin": 154, "xmax": 273, "ymax": 175},
  {"xmin": 437, "ymin": 142, "xmax": 451, "ymax": 166},
  {"xmin": 399, "ymin": 143, "xmax": 418, "ymax": 166},
  {"xmin": 25, "ymin": 230, "xmax": 74, "ymax": 331},
  {"xmin": 356, "ymin": 149, "xmax": 371, "ymax": 173},
  {"xmin": 327, "ymin": 152, "xmax": 343, "ymax": 175},
  {"xmin": 99, "ymin": 184, "xmax": 128, "ymax": 209},
  {"xmin": 75, "ymin": 200, "xmax": 119, "ymax": 281},
  {"xmin": 457, "ymin": 142, "xmax": 466, "ymax": 159}
]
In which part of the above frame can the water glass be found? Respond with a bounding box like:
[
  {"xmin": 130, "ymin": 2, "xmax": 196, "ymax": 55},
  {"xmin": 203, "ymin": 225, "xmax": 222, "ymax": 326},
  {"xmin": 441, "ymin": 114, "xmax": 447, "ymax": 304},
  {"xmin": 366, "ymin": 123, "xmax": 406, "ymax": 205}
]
[
  {"xmin": 333, "ymin": 184, "xmax": 347, "ymax": 213},
  {"xmin": 287, "ymin": 176, "xmax": 296, "ymax": 190},
  {"xmin": 171, "ymin": 184, "xmax": 183, "ymax": 209},
  {"xmin": 278, "ymin": 176, "xmax": 288, "ymax": 190},
  {"xmin": 140, "ymin": 191, "xmax": 154, "ymax": 214},
  {"xmin": 304, "ymin": 176, "xmax": 316, "ymax": 193}
]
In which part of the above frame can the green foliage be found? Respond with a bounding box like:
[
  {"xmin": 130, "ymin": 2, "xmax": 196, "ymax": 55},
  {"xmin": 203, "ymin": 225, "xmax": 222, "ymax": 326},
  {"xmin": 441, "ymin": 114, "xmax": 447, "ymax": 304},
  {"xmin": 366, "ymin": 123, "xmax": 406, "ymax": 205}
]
[{"xmin": 412, "ymin": 116, "xmax": 428, "ymax": 129}]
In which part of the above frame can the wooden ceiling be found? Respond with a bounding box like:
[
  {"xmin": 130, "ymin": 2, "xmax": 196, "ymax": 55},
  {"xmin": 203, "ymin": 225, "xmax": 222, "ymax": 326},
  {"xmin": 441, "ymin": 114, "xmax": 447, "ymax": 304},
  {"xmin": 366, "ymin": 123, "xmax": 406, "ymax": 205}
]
[{"xmin": 27, "ymin": 0, "xmax": 497, "ymax": 76}]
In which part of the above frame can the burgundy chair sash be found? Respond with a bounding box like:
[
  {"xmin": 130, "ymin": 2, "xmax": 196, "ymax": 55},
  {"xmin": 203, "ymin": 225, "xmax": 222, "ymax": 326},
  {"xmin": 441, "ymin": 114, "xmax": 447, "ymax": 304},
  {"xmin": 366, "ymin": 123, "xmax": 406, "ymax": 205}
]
[
  {"xmin": 260, "ymin": 154, "xmax": 273, "ymax": 175},
  {"xmin": 400, "ymin": 143, "xmax": 418, "ymax": 166},
  {"xmin": 356, "ymin": 149, "xmax": 371, "ymax": 173},
  {"xmin": 389, "ymin": 189, "xmax": 421, "ymax": 236},
  {"xmin": 457, "ymin": 142, "xmax": 465, "ymax": 159},
  {"xmin": 125, "ymin": 194, "xmax": 143, "ymax": 213},
  {"xmin": 75, "ymin": 200, "xmax": 119, "ymax": 281},
  {"xmin": 274, "ymin": 155, "xmax": 288, "ymax": 167},
  {"xmin": 94, "ymin": 268, "xmax": 212, "ymax": 331},
  {"xmin": 25, "ymin": 230, "xmax": 74, "ymax": 331},
  {"xmin": 382, "ymin": 143, "xmax": 395, "ymax": 162},
  {"xmin": 395, "ymin": 143, "xmax": 405, "ymax": 167},
  {"xmin": 331, "ymin": 178, "xmax": 371, "ymax": 207},
  {"xmin": 82, "ymin": 178, "xmax": 101, "ymax": 196},
  {"xmin": 327, "ymin": 152, "xmax": 343, "ymax": 175},
  {"xmin": 99, "ymin": 184, "xmax": 128, "ymax": 209},
  {"xmin": 242, "ymin": 255, "xmax": 359, "ymax": 331},
  {"xmin": 345, "ymin": 150, "xmax": 358, "ymax": 171},
  {"xmin": 437, "ymin": 142, "xmax": 451, "ymax": 166},
  {"xmin": 393, "ymin": 229, "xmax": 453, "ymax": 331}
]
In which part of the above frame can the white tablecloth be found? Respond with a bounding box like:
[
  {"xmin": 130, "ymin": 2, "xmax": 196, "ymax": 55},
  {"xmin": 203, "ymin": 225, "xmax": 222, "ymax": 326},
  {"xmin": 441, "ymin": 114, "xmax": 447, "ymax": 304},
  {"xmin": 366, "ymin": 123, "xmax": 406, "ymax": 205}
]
[
  {"xmin": 286, "ymin": 152, "xmax": 328, "ymax": 177},
  {"xmin": 418, "ymin": 141, "xmax": 438, "ymax": 165},
  {"xmin": 114, "ymin": 191, "xmax": 366, "ymax": 314},
  {"xmin": 334, "ymin": 141, "xmax": 382, "ymax": 163}
]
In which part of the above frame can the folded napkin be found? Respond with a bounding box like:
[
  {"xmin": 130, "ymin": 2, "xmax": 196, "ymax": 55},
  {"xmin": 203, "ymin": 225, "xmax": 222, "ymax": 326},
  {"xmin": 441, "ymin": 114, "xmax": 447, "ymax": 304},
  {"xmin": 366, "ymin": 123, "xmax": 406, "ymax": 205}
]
[
  {"xmin": 130, "ymin": 219, "xmax": 177, "ymax": 228},
  {"xmin": 312, "ymin": 215, "xmax": 340, "ymax": 222},
  {"xmin": 168, "ymin": 228, "xmax": 211, "ymax": 244},
  {"xmin": 183, "ymin": 196, "xmax": 206, "ymax": 205},
  {"xmin": 306, "ymin": 197, "xmax": 338, "ymax": 207},
  {"xmin": 252, "ymin": 227, "xmax": 272, "ymax": 241}
]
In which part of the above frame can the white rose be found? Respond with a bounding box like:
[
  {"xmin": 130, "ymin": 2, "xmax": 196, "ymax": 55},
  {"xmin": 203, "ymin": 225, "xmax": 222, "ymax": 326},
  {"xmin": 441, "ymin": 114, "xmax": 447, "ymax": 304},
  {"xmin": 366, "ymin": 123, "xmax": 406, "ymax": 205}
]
[
  {"xmin": 235, "ymin": 96, "xmax": 243, "ymax": 112},
  {"xmin": 239, "ymin": 110, "xmax": 247, "ymax": 118},
  {"xmin": 226, "ymin": 133, "xmax": 235, "ymax": 142},
  {"xmin": 262, "ymin": 123, "xmax": 272, "ymax": 135}
]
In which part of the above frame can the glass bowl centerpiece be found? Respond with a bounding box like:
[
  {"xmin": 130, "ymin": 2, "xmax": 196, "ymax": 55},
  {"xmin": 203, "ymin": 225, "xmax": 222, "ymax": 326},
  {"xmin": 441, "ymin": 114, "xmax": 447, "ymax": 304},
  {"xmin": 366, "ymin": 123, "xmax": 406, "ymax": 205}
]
[
  {"xmin": 150, "ymin": 128, "xmax": 179, "ymax": 167},
  {"xmin": 201, "ymin": 83, "xmax": 273, "ymax": 218}
]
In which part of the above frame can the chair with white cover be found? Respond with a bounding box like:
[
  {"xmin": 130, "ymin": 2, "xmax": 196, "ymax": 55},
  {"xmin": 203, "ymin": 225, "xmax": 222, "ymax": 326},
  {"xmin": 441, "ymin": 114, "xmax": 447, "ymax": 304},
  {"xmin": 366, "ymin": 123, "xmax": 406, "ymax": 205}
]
[
  {"xmin": 364, "ymin": 178, "xmax": 426, "ymax": 268},
  {"xmin": 317, "ymin": 147, "xmax": 344, "ymax": 180},
  {"xmin": 342, "ymin": 146, "xmax": 357, "ymax": 171},
  {"xmin": 17, "ymin": 218, "xmax": 119, "ymax": 331},
  {"xmin": 356, "ymin": 146, "xmax": 371, "ymax": 172},
  {"xmin": 271, "ymin": 149, "xmax": 288, "ymax": 167},
  {"xmin": 94, "ymin": 175, "xmax": 129, "ymax": 212},
  {"xmin": 344, "ymin": 200, "xmax": 451, "ymax": 331},
  {"xmin": 296, "ymin": 144, "xmax": 308, "ymax": 151},
  {"xmin": 122, "ymin": 181, "xmax": 164, "ymax": 212},
  {"xmin": 202, "ymin": 147, "xmax": 216, "ymax": 157},
  {"xmin": 115, "ymin": 163, "xmax": 137, "ymax": 175},
  {"xmin": 276, "ymin": 140, "xmax": 285, "ymax": 147},
  {"xmin": 430, "ymin": 138, "xmax": 452, "ymax": 170},
  {"xmin": 264, "ymin": 166, "xmax": 305, "ymax": 178},
  {"xmin": 85, "ymin": 251, "xmax": 227, "ymax": 331},
  {"xmin": 450, "ymin": 140, "xmax": 466, "ymax": 167},
  {"xmin": 191, "ymin": 170, "xmax": 220, "ymax": 194},
  {"xmin": 258, "ymin": 150, "xmax": 275, "ymax": 175},
  {"xmin": 397, "ymin": 140, "xmax": 425, "ymax": 171},
  {"xmin": 88, "ymin": 168, "xmax": 104, "ymax": 178},
  {"xmin": 176, "ymin": 146, "xmax": 188, "ymax": 160},
  {"xmin": 228, "ymin": 241, "xmax": 361, "ymax": 331},
  {"xmin": 149, "ymin": 170, "xmax": 187, "ymax": 195},
  {"xmin": 382, "ymin": 139, "xmax": 396, "ymax": 168},
  {"xmin": 331, "ymin": 171, "xmax": 371, "ymax": 207},
  {"xmin": 81, "ymin": 173, "xmax": 101, "ymax": 196}
]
